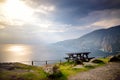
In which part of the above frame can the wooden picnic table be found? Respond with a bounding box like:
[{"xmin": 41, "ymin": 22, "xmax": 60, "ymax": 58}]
[{"xmin": 65, "ymin": 52, "xmax": 94, "ymax": 62}]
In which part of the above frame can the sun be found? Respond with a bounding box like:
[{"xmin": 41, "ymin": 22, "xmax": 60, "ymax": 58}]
[{"xmin": 3, "ymin": 0, "xmax": 33, "ymax": 21}]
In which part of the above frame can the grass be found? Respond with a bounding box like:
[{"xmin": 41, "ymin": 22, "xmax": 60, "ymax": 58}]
[
  {"xmin": 58, "ymin": 58, "xmax": 110, "ymax": 78},
  {"xmin": 0, "ymin": 63, "xmax": 47, "ymax": 80},
  {"xmin": 59, "ymin": 63, "xmax": 93, "ymax": 78},
  {"xmin": 0, "ymin": 58, "xmax": 110, "ymax": 80},
  {"xmin": 60, "ymin": 66, "xmax": 87, "ymax": 77},
  {"xmin": 98, "ymin": 57, "xmax": 110, "ymax": 63}
]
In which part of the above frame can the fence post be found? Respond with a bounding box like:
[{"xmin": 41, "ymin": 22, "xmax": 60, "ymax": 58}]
[
  {"xmin": 45, "ymin": 61, "xmax": 47, "ymax": 66},
  {"xmin": 32, "ymin": 61, "xmax": 34, "ymax": 66},
  {"xmin": 60, "ymin": 60, "xmax": 62, "ymax": 65}
]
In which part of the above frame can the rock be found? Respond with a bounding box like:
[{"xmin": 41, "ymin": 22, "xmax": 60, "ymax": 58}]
[
  {"xmin": 43, "ymin": 66, "xmax": 54, "ymax": 74},
  {"xmin": 43, "ymin": 65, "xmax": 60, "ymax": 75},
  {"xmin": 43, "ymin": 65, "xmax": 63, "ymax": 79},
  {"xmin": 84, "ymin": 62, "xmax": 98, "ymax": 66},
  {"xmin": 73, "ymin": 65, "xmax": 84, "ymax": 68}
]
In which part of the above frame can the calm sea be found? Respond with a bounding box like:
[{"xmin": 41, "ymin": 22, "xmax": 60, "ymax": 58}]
[{"xmin": 0, "ymin": 44, "xmax": 64, "ymax": 65}]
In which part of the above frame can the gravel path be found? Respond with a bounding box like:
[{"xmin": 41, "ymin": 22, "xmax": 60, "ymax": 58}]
[{"xmin": 69, "ymin": 62, "xmax": 120, "ymax": 80}]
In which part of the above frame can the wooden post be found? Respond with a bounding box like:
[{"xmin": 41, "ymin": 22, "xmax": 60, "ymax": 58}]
[
  {"xmin": 80, "ymin": 54, "xmax": 82, "ymax": 59},
  {"xmin": 45, "ymin": 61, "xmax": 47, "ymax": 66},
  {"xmin": 86, "ymin": 53, "xmax": 89, "ymax": 61},
  {"xmin": 60, "ymin": 60, "xmax": 62, "ymax": 65},
  {"xmin": 32, "ymin": 61, "xmax": 34, "ymax": 66},
  {"xmin": 68, "ymin": 58, "xmax": 70, "ymax": 62}
]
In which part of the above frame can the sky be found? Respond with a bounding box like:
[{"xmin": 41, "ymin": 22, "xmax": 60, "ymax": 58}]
[{"xmin": 0, "ymin": 0, "xmax": 120, "ymax": 44}]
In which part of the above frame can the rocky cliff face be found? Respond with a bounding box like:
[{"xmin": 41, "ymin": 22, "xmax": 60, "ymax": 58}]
[{"xmin": 53, "ymin": 25, "xmax": 120, "ymax": 54}]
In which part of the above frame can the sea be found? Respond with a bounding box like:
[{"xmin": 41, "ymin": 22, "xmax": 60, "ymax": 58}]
[{"xmin": 0, "ymin": 44, "xmax": 64, "ymax": 66}]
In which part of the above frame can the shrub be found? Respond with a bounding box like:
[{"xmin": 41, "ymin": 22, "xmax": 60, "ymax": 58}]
[
  {"xmin": 90, "ymin": 59, "xmax": 105, "ymax": 64},
  {"xmin": 109, "ymin": 55, "xmax": 120, "ymax": 62}
]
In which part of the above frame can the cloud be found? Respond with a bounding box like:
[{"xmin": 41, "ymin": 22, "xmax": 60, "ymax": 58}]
[
  {"xmin": 22, "ymin": 22, "xmax": 71, "ymax": 33},
  {"xmin": 0, "ymin": 0, "xmax": 120, "ymax": 43},
  {"xmin": 91, "ymin": 18, "xmax": 120, "ymax": 28},
  {"xmin": 76, "ymin": 9, "xmax": 120, "ymax": 30},
  {"xmin": 24, "ymin": 0, "xmax": 55, "ymax": 15},
  {"xmin": 35, "ymin": 5, "xmax": 55, "ymax": 14},
  {"xmin": 0, "ymin": 0, "xmax": 55, "ymax": 26},
  {"xmin": 0, "ymin": 0, "xmax": 5, "ymax": 3},
  {"xmin": 30, "ymin": 0, "xmax": 120, "ymax": 24},
  {"xmin": 0, "ymin": 25, "xmax": 5, "ymax": 29},
  {"xmin": 0, "ymin": 0, "xmax": 72, "ymax": 44}
]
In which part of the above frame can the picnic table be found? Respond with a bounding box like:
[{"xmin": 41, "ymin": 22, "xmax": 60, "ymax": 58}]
[{"xmin": 64, "ymin": 52, "xmax": 94, "ymax": 62}]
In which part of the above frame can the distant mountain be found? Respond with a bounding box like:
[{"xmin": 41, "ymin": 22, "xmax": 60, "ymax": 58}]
[{"xmin": 51, "ymin": 25, "xmax": 120, "ymax": 57}]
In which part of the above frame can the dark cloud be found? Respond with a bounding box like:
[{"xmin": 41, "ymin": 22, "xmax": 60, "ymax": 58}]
[
  {"xmin": 28, "ymin": 0, "xmax": 120, "ymax": 25},
  {"xmin": 53, "ymin": 0, "xmax": 120, "ymax": 24}
]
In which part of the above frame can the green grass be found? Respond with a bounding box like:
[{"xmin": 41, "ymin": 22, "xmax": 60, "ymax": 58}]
[
  {"xmin": 59, "ymin": 62, "xmax": 93, "ymax": 77},
  {"xmin": 0, "ymin": 58, "xmax": 110, "ymax": 80},
  {"xmin": 0, "ymin": 63, "xmax": 47, "ymax": 80},
  {"xmin": 58, "ymin": 58, "xmax": 110, "ymax": 78},
  {"xmin": 60, "ymin": 65, "xmax": 87, "ymax": 77},
  {"xmin": 98, "ymin": 57, "xmax": 110, "ymax": 63}
]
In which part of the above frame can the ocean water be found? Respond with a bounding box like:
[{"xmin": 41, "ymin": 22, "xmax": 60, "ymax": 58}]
[{"xmin": 0, "ymin": 44, "xmax": 64, "ymax": 65}]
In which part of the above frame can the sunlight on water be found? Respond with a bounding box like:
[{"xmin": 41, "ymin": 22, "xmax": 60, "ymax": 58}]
[
  {"xmin": 0, "ymin": 44, "xmax": 63, "ymax": 65},
  {"xmin": 6, "ymin": 45, "xmax": 29, "ymax": 56},
  {"xmin": 0, "ymin": 44, "xmax": 32, "ymax": 63}
]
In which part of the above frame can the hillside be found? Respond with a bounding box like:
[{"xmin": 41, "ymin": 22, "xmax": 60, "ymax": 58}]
[
  {"xmin": 51, "ymin": 25, "xmax": 120, "ymax": 57},
  {"xmin": 69, "ymin": 62, "xmax": 120, "ymax": 80}
]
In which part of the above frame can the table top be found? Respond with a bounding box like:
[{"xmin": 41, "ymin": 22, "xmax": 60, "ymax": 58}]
[{"xmin": 66, "ymin": 52, "xmax": 91, "ymax": 55}]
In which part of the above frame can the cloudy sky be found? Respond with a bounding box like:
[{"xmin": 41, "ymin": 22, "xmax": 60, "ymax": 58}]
[{"xmin": 0, "ymin": 0, "xmax": 120, "ymax": 44}]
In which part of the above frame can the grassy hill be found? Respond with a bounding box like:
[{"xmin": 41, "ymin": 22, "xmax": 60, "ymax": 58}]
[
  {"xmin": 0, "ymin": 63, "xmax": 47, "ymax": 80},
  {"xmin": 0, "ymin": 54, "xmax": 120, "ymax": 80}
]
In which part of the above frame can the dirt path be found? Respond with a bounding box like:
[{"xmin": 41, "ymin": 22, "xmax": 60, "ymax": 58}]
[{"xmin": 69, "ymin": 62, "xmax": 120, "ymax": 80}]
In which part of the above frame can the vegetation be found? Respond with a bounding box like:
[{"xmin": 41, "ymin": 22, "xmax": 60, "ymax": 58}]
[
  {"xmin": 58, "ymin": 59, "xmax": 105, "ymax": 78},
  {"xmin": 109, "ymin": 54, "xmax": 120, "ymax": 62},
  {"xmin": 98, "ymin": 57, "xmax": 110, "ymax": 63},
  {"xmin": 0, "ymin": 63, "xmax": 47, "ymax": 80},
  {"xmin": 47, "ymin": 65, "xmax": 66, "ymax": 80},
  {"xmin": 0, "ymin": 57, "xmax": 112, "ymax": 80},
  {"xmin": 90, "ymin": 58, "xmax": 105, "ymax": 64},
  {"xmin": 59, "ymin": 62, "xmax": 87, "ymax": 76}
]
